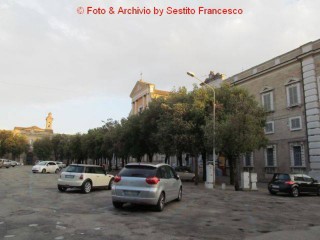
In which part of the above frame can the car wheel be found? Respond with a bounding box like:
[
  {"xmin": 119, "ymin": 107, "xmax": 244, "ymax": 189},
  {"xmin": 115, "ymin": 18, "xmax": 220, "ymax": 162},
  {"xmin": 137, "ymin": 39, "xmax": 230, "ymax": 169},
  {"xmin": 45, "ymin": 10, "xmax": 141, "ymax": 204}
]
[
  {"xmin": 269, "ymin": 190, "xmax": 277, "ymax": 195},
  {"xmin": 113, "ymin": 201, "xmax": 123, "ymax": 209},
  {"xmin": 291, "ymin": 187, "xmax": 299, "ymax": 197},
  {"xmin": 191, "ymin": 176, "xmax": 195, "ymax": 182},
  {"xmin": 42, "ymin": 169, "xmax": 46, "ymax": 173},
  {"xmin": 176, "ymin": 187, "xmax": 182, "ymax": 201},
  {"xmin": 58, "ymin": 186, "xmax": 67, "ymax": 192},
  {"xmin": 108, "ymin": 178, "xmax": 114, "ymax": 190},
  {"xmin": 82, "ymin": 181, "xmax": 92, "ymax": 194},
  {"xmin": 55, "ymin": 168, "xmax": 59, "ymax": 174},
  {"xmin": 155, "ymin": 192, "xmax": 165, "ymax": 212}
]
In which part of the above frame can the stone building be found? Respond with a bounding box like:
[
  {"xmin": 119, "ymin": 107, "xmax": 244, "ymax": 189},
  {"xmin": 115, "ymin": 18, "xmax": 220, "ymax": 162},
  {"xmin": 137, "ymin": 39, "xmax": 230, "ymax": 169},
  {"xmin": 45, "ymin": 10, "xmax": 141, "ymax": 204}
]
[
  {"xmin": 13, "ymin": 113, "xmax": 54, "ymax": 164},
  {"xmin": 130, "ymin": 79, "xmax": 169, "ymax": 115},
  {"xmin": 208, "ymin": 39, "xmax": 320, "ymax": 181}
]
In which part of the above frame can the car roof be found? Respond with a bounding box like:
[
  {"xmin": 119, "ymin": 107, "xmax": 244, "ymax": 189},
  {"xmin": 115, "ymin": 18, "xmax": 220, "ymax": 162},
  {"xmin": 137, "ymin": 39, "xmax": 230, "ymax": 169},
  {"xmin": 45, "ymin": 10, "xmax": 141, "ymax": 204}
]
[
  {"xmin": 69, "ymin": 164, "xmax": 102, "ymax": 167},
  {"xmin": 125, "ymin": 163, "xmax": 170, "ymax": 168}
]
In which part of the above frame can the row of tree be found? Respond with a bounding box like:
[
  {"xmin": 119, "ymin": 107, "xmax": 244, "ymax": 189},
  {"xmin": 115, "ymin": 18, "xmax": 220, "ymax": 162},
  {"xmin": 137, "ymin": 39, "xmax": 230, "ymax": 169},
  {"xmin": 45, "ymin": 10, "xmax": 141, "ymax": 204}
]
[
  {"xmin": 0, "ymin": 83, "xmax": 267, "ymax": 188},
  {"xmin": 0, "ymin": 130, "xmax": 29, "ymax": 159}
]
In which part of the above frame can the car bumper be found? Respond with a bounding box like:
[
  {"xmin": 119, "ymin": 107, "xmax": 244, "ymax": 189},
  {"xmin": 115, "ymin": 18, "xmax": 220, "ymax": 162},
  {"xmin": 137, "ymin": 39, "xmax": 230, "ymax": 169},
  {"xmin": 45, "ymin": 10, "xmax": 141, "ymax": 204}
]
[
  {"xmin": 112, "ymin": 187, "xmax": 160, "ymax": 205},
  {"xmin": 268, "ymin": 184, "xmax": 292, "ymax": 193},
  {"xmin": 57, "ymin": 179, "xmax": 83, "ymax": 188}
]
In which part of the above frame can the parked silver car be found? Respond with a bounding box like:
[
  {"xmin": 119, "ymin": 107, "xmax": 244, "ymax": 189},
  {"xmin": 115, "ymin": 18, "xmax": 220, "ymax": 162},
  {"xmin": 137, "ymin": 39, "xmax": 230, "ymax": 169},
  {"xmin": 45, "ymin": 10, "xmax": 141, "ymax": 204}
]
[{"xmin": 112, "ymin": 163, "xmax": 182, "ymax": 211}]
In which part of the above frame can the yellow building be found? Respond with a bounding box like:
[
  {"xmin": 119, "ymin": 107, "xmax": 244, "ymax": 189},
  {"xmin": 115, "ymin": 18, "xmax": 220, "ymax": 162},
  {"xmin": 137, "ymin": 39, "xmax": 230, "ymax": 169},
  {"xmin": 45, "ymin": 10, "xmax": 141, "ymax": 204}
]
[
  {"xmin": 130, "ymin": 79, "xmax": 169, "ymax": 115},
  {"xmin": 13, "ymin": 112, "xmax": 54, "ymax": 146}
]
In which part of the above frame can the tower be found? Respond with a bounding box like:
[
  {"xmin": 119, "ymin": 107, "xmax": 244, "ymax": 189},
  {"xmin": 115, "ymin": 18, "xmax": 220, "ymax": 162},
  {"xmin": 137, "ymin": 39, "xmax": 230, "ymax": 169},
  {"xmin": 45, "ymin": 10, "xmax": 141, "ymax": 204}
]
[{"xmin": 46, "ymin": 112, "xmax": 53, "ymax": 130}]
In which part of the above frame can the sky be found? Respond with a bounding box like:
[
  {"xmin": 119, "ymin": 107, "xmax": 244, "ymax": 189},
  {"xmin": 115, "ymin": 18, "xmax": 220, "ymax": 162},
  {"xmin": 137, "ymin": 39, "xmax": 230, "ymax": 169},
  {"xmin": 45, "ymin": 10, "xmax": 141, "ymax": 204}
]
[{"xmin": 0, "ymin": 0, "xmax": 319, "ymax": 134}]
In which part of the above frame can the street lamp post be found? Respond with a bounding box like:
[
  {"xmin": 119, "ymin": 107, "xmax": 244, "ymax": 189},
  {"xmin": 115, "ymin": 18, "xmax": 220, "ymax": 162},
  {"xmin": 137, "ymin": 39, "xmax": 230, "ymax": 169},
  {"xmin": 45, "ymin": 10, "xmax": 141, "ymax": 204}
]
[{"xmin": 187, "ymin": 72, "xmax": 216, "ymax": 188}]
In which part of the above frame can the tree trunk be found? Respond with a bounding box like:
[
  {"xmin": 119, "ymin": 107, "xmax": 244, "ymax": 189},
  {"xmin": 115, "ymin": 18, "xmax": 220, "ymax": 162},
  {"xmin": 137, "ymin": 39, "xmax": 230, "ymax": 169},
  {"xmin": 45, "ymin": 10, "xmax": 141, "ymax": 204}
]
[
  {"xmin": 148, "ymin": 153, "xmax": 153, "ymax": 162},
  {"xmin": 194, "ymin": 155, "xmax": 198, "ymax": 185},
  {"xmin": 229, "ymin": 157, "xmax": 240, "ymax": 191},
  {"xmin": 165, "ymin": 154, "xmax": 169, "ymax": 164},
  {"xmin": 202, "ymin": 151, "xmax": 207, "ymax": 182},
  {"xmin": 177, "ymin": 153, "xmax": 183, "ymax": 166}
]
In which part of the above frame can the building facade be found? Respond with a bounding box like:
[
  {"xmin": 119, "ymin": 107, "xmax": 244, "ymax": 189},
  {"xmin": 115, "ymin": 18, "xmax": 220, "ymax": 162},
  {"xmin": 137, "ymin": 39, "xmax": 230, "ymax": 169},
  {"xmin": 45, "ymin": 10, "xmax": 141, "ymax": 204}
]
[
  {"xmin": 130, "ymin": 79, "xmax": 169, "ymax": 115},
  {"xmin": 13, "ymin": 113, "xmax": 54, "ymax": 164},
  {"xmin": 211, "ymin": 39, "xmax": 320, "ymax": 181}
]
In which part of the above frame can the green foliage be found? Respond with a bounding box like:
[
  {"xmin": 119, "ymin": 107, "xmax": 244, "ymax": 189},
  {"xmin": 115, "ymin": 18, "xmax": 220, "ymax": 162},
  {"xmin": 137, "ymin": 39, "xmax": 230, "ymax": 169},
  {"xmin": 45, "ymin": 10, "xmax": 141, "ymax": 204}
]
[
  {"xmin": 33, "ymin": 137, "xmax": 53, "ymax": 160},
  {"xmin": 0, "ymin": 130, "xmax": 29, "ymax": 158}
]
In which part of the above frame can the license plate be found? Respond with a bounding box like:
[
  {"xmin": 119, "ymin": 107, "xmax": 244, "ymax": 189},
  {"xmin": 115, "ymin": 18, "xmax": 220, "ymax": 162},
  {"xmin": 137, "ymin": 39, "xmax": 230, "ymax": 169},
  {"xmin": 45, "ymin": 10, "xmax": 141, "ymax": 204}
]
[
  {"xmin": 272, "ymin": 185, "xmax": 279, "ymax": 189},
  {"xmin": 65, "ymin": 175, "xmax": 74, "ymax": 179},
  {"xmin": 124, "ymin": 191, "xmax": 139, "ymax": 196}
]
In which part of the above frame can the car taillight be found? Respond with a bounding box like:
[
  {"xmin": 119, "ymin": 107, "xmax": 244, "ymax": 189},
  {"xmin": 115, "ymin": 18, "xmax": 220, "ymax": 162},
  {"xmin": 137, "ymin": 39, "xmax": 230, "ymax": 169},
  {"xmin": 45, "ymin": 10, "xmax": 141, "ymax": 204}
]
[
  {"xmin": 79, "ymin": 174, "xmax": 83, "ymax": 180},
  {"xmin": 114, "ymin": 175, "xmax": 121, "ymax": 182},
  {"xmin": 146, "ymin": 176, "xmax": 160, "ymax": 184},
  {"xmin": 285, "ymin": 181, "xmax": 295, "ymax": 185}
]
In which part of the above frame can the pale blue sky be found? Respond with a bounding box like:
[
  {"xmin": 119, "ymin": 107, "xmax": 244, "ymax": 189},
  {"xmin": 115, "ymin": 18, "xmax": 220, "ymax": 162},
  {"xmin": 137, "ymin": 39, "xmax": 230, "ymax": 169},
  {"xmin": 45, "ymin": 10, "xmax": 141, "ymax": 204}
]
[{"xmin": 1, "ymin": 0, "xmax": 320, "ymax": 134}]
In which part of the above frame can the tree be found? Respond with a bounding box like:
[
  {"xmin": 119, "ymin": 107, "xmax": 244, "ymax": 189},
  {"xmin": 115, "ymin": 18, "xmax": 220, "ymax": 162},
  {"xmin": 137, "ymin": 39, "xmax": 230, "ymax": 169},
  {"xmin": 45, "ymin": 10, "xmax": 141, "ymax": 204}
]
[
  {"xmin": 33, "ymin": 137, "xmax": 53, "ymax": 160},
  {"xmin": 206, "ymin": 83, "xmax": 268, "ymax": 190},
  {"xmin": 0, "ymin": 130, "xmax": 13, "ymax": 157}
]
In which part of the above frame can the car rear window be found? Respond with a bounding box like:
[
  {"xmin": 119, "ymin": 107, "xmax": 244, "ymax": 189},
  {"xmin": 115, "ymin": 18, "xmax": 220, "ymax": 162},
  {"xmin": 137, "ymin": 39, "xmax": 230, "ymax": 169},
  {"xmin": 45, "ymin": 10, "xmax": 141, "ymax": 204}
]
[
  {"xmin": 65, "ymin": 165, "xmax": 84, "ymax": 173},
  {"xmin": 273, "ymin": 174, "xmax": 291, "ymax": 181},
  {"xmin": 119, "ymin": 165, "xmax": 157, "ymax": 178}
]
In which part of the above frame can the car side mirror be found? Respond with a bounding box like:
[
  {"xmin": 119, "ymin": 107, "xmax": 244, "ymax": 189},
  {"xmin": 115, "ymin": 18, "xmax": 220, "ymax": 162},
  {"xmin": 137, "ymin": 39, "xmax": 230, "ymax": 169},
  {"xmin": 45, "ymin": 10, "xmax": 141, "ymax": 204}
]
[{"xmin": 175, "ymin": 175, "xmax": 180, "ymax": 180}]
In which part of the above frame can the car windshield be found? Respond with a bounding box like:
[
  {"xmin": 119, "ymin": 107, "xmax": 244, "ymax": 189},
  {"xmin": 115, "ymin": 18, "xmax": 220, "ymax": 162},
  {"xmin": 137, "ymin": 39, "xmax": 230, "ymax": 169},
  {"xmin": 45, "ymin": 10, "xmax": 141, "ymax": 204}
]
[
  {"xmin": 37, "ymin": 162, "xmax": 48, "ymax": 166},
  {"xmin": 119, "ymin": 165, "xmax": 157, "ymax": 178},
  {"xmin": 65, "ymin": 165, "xmax": 84, "ymax": 173}
]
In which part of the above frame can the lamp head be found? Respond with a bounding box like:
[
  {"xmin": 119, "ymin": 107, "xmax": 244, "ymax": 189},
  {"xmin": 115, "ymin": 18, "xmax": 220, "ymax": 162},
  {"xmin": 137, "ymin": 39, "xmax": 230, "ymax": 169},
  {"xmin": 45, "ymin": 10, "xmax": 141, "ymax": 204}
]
[{"xmin": 187, "ymin": 72, "xmax": 195, "ymax": 78}]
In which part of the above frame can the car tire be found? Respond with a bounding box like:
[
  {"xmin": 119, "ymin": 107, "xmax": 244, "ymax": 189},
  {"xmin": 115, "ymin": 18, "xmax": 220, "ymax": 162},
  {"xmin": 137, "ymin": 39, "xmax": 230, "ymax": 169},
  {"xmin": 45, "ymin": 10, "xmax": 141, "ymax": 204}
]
[
  {"xmin": 155, "ymin": 192, "xmax": 165, "ymax": 212},
  {"xmin": 191, "ymin": 176, "xmax": 195, "ymax": 182},
  {"xmin": 108, "ymin": 178, "xmax": 114, "ymax": 190},
  {"xmin": 269, "ymin": 190, "xmax": 277, "ymax": 195},
  {"xmin": 55, "ymin": 169, "xmax": 59, "ymax": 174},
  {"xmin": 176, "ymin": 187, "xmax": 182, "ymax": 201},
  {"xmin": 113, "ymin": 201, "xmax": 123, "ymax": 209},
  {"xmin": 291, "ymin": 187, "xmax": 299, "ymax": 197},
  {"xmin": 58, "ymin": 186, "xmax": 67, "ymax": 192},
  {"xmin": 82, "ymin": 181, "xmax": 92, "ymax": 194},
  {"xmin": 42, "ymin": 169, "xmax": 46, "ymax": 173}
]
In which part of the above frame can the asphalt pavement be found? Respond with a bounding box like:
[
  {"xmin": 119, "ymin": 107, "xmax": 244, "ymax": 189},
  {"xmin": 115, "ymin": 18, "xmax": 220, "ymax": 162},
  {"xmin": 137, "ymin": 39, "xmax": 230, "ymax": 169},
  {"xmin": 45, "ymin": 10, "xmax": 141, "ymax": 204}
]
[{"xmin": 0, "ymin": 166, "xmax": 319, "ymax": 240}]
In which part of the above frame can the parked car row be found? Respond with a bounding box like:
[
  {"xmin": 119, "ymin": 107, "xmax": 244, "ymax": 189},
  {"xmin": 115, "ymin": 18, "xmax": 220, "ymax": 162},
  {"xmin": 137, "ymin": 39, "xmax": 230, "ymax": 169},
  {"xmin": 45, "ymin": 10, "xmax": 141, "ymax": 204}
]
[
  {"xmin": 55, "ymin": 162, "xmax": 183, "ymax": 211},
  {"xmin": 0, "ymin": 159, "xmax": 20, "ymax": 168}
]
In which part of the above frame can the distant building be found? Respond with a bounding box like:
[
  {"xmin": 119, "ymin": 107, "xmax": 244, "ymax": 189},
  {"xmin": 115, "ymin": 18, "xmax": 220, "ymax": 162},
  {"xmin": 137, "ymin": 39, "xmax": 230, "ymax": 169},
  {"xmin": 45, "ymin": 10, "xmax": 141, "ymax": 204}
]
[
  {"xmin": 13, "ymin": 112, "xmax": 54, "ymax": 147},
  {"xmin": 130, "ymin": 79, "xmax": 169, "ymax": 115},
  {"xmin": 13, "ymin": 113, "xmax": 54, "ymax": 164},
  {"xmin": 207, "ymin": 39, "xmax": 320, "ymax": 181}
]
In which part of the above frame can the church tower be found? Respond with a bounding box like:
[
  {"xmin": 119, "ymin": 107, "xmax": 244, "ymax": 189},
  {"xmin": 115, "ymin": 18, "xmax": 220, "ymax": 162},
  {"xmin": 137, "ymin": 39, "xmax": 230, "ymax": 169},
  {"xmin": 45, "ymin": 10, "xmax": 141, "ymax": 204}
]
[{"xmin": 46, "ymin": 112, "xmax": 53, "ymax": 130}]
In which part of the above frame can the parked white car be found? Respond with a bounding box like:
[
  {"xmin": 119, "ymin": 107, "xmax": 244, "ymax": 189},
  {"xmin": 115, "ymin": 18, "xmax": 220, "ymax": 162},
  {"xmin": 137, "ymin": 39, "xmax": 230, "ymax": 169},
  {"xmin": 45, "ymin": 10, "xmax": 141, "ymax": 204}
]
[
  {"xmin": 32, "ymin": 161, "xmax": 60, "ymax": 174},
  {"xmin": 54, "ymin": 161, "xmax": 66, "ymax": 169},
  {"xmin": 2, "ymin": 159, "xmax": 12, "ymax": 168},
  {"xmin": 57, "ymin": 164, "xmax": 114, "ymax": 193}
]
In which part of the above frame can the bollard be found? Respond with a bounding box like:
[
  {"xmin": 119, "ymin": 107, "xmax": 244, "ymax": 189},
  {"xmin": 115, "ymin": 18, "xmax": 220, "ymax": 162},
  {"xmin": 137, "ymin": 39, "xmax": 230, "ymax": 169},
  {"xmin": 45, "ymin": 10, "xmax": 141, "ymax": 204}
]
[{"xmin": 221, "ymin": 183, "xmax": 226, "ymax": 190}]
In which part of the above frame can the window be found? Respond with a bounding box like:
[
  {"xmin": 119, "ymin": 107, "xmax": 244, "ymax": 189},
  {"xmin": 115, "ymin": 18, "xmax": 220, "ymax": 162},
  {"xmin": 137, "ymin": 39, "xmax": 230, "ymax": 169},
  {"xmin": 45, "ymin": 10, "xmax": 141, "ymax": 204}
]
[
  {"xmin": 265, "ymin": 121, "xmax": 274, "ymax": 134},
  {"xmin": 290, "ymin": 143, "xmax": 305, "ymax": 167},
  {"xmin": 261, "ymin": 92, "xmax": 274, "ymax": 112},
  {"xmin": 289, "ymin": 116, "xmax": 302, "ymax": 131},
  {"xmin": 243, "ymin": 152, "xmax": 253, "ymax": 167},
  {"xmin": 265, "ymin": 145, "xmax": 277, "ymax": 167},
  {"xmin": 286, "ymin": 83, "xmax": 301, "ymax": 107}
]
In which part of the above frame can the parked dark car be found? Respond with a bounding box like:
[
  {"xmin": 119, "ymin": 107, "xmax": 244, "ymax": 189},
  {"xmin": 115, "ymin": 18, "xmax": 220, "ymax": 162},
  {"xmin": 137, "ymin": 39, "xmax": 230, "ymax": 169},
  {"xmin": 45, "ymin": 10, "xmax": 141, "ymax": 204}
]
[{"xmin": 268, "ymin": 173, "xmax": 320, "ymax": 197}]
